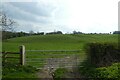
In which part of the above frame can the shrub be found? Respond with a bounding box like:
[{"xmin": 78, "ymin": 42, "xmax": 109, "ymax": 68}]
[
  {"xmin": 85, "ymin": 43, "xmax": 120, "ymax": 67},
  {"xmin": 53, "ymin": 68, "xmax": 68, "ymax": 80},
  {"xmin": 79, "ymin": 62, "xmax": 120, "ymax": 78},
  {"xmin": 96, "ymin": 63, "xmax": 120, "ymax": 78},
  {"xmin": 79, "ymin": 43, "xmax": 120, "ymax": 78}
]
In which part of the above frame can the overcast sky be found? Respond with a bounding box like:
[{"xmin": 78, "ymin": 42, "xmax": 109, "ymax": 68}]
[{"xmin": 1, "ymin": 0, "xmax": 119, "ymax": 33}]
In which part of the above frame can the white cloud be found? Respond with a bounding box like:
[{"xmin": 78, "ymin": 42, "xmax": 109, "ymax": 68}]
[{"xmin": 1, "ymin": 0, "xmax": 119, "ymax": 33}]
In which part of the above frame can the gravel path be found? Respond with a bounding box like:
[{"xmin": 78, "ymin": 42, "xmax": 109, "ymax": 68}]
[{"xmin": 37, "ymin": 55, "xmax": 84, "ymax": 79}]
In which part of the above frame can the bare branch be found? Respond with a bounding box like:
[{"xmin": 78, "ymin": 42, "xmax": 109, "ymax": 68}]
[{"xmin": 0, "ymin": 12, "xmax": 17, "ymax": 31}]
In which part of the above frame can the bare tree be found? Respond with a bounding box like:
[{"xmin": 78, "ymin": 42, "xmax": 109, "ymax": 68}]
[
  {"xmin": 0, "ymin": 12, "xmax": 16, "ymax": 31},
  {"xmin": 0, "ymin": 12, "xmax": 17, "ymax": 39}
]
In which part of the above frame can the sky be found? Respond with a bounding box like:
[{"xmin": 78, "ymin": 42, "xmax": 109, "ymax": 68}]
[{"xmin": 1, "ymin": 0, "xmax": 120, "ymax": 33}]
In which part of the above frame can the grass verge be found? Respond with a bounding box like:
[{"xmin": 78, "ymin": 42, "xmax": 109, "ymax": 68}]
[{"xmin": 2, "ymin": 62, "xmax": 39, "ymax": 79}]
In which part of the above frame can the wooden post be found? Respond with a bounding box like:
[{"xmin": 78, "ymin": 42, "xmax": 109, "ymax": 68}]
[{"xmin": 20, "ymin": 45, "xmax": 25, "ymax": 65}]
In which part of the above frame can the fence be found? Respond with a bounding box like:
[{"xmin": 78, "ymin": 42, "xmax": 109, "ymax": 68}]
[
  {"xmin": 2, "ymin": 45, "xmax": 25, "ymax": 65},
  {"xmin": 25, "ymin": 49, "xmax": 83, "ymax": 70},
  {"xmin": 2, "ymin": 45, "xmax": 84, "ymax": 70}
]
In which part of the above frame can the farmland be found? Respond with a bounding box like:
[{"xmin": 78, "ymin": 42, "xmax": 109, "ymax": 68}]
[
  {"xmin": 2, "ymin": 34, "xmax": 118, "ymax": 68},
  {"xmin": 2, "ymin": 34, "xmax": 119, "ymax": 78},
  {"xmin": 2, "ymin": 34, "xmax": 118, "ymax": 51}
]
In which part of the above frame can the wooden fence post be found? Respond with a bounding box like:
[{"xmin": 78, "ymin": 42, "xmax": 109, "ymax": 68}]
[{"xmin": 20, "ymin": 45, "xmax": 25, "ymax": 65}]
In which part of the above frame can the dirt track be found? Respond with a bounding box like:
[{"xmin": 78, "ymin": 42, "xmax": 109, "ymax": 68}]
[{"xmin": 37, "ymin": 55, "xmax": 84, "ymax": 79}]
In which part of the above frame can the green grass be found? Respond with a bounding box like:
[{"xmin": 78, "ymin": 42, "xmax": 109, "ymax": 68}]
[
  {"xmin": 2, "ymin": 34, "xmax": 118, "ymax": 67},
  {"xmin": 53, "ymin": 68, "xmax": 68, "ymax": 79},
  {"xmin": 2, "ymin": 63, "xmax": 38, "ymax": 79},
  {"xmin": 2, "ymin": 34, "xmax": 118, "ymax": 51},
  {"xmin": 2, "ymin": 34, "xmax": 118, "ymax": 78}
]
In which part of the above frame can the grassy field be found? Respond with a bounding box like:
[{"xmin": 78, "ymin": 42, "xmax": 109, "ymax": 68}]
[
  {"xmin": 2, "ymin": 34, "xmax": 118, "ymax": 78},
  {"xmin": 2, "ymin": 34, "xmax": 118, "ymax": 66},
  {"xmin": 2, "ymin": 34, "xmax": 118, "ymax": 51}
]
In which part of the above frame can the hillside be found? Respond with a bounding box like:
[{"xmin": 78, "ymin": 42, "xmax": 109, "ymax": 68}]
[{"xmin": 2, "ymin": 34, "xmax": 118, "ymax": 52}]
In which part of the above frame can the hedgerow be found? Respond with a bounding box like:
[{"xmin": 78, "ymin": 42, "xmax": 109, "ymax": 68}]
[{"xmin": 85, "ymin": 43, "xmax": 120, "ymax": 67}]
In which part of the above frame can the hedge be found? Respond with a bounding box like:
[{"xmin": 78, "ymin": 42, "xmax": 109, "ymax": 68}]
[{"xmin": 85, "ymin": 43, "xmax": 120, "ymax": 67}]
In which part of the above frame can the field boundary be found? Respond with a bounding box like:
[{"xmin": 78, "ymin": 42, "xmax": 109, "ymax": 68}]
[
  {"xmin": 26, "ymin": 50, "xmax": 81, "ymax": 52},
  {"xmin": 2, "ymin": 45, "xmax": 84, "ymax": 70},
  {"xmin": 2, "ymin": 45, "xmax": 25, "ymax": 65},
  {"xmin": 2, "ymin": 52, "xmax": 19, "ymax": 63}
]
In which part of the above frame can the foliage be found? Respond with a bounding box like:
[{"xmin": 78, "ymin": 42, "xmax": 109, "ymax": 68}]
[
  {"xmin": 2, "ymin": 31, "xmax": 30, "ymax": 40},
  {"xmin": 79, "ymin": 62, "xmax": 120, "ymax": 79},
  {"xmin": 46, "ymin": 31, "xmax": 63, "ymax": 35},
  {"xmin": 53, "ymin": 68, "xmax": 68, "ymax": 80},
  {"xmin": 85, "ymin": 43, "xmax": 120, "ymax": 67},
  {"xmin": 79, "ymin": 42, "xmax": 120, "ymax": 79},
  {"xmin": 73, "ymin": 30, "xmax": 83, "ymax": 34},
  {"xmin": 2, "ymin": 62, "xmax": 38, "ymax": 79},
  {"xmin": 2, "ymin": 34, "xmax": 119, "ymax": 78},
  {"xmin": 113, "ymin": 31, "xmax": 120, "ymax": 34},
  {"xmin": 96, "ymin": 63, "xmax": 120, "ymax": 78}
]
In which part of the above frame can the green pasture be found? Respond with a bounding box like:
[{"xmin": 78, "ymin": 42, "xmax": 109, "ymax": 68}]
[
  {"xmin": 2, "ymin": 34, "xmax": 119, "ymax": 78},
  {"xmin": 2, "ymin": 34, "xmax": 118, "ymax": 52},
  {"xmin": 2, "ymin": 34, "xmax": 118, "ymax": 68}
]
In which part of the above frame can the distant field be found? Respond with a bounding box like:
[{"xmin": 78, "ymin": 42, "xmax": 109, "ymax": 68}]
[{"xmin": 2, "ymin": 34, "xmax": 118, "ymax": 52}]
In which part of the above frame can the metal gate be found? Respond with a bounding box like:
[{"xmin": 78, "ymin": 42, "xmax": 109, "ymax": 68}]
[{"xmin": 25, "ymin": 50, "xmax": 82, "ymax": 70}]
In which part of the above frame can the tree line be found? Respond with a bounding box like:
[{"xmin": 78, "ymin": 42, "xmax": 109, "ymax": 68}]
[{"xmin": 1, "ymin": 30, "xmax": 64, "ymax": 40}]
